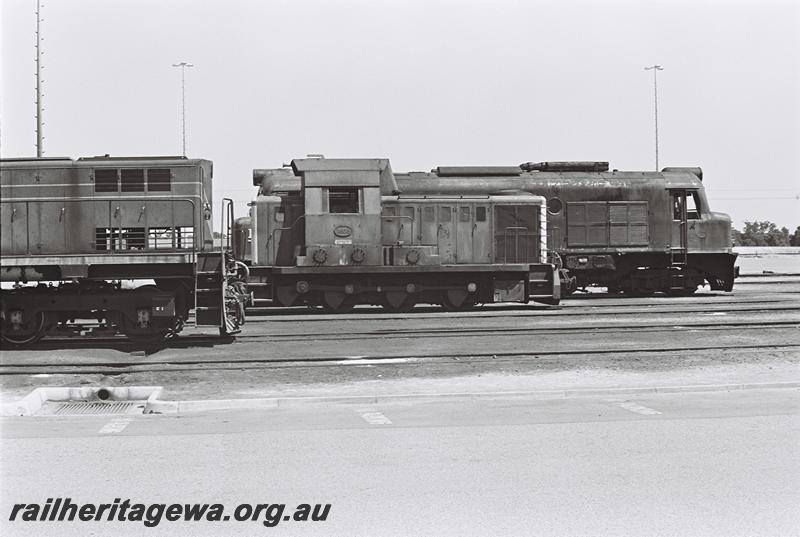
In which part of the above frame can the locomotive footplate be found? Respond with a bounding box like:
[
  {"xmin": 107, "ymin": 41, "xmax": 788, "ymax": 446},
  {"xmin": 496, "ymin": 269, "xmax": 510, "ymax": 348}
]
[
  {"xmin": 268, "ymin": 263, "xmax": 534, "ymax": 274},
  {"xmin": 251, "ymin": 263, "xmax": 560, "ymax": 310}
]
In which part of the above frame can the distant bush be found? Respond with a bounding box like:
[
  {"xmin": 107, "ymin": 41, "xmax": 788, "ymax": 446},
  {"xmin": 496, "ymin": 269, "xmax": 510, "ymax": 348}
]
[
  {"xmin": 792, "ymin": 226, "xmax": 800, "ymax": 246},
  {"xmin": 733, "ymin": 221, "xmax": 795, "ymax": 246}
]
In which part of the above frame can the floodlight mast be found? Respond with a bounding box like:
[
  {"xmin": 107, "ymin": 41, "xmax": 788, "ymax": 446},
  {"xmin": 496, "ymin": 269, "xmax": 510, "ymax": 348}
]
[
  {"xmin": 644, "ymin": 65, "xmax": 664, "ymax": 171},
  {"xmin": 35, "ymin": 0, "xmax": 44, "ymax": 157},
  {"xmin": 172, "ymin": 62, "xmax": 194, "ymax": 157}
]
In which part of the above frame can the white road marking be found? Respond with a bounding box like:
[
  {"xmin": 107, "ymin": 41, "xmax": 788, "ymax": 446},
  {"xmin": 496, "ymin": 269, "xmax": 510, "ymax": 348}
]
[
  {"xmin": 336, "ymin": 358, "xmax": 410, "ymax": 365},
  {"xmin": 98, "ymin": 419, "xmax": 131, "ymax": 434},
  {"xmin": 616, "ymin": 401, "xmax": 662, "ymax": 416},
  {"xmin": 357, "ymin": 411, "xmax": 392, "ymax": 425}
]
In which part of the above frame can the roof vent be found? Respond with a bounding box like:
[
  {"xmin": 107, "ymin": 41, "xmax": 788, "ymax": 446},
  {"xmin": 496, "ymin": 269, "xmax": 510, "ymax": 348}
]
[
  {"xmin": 520, "ymin": 161, "xmax": 609, "ymax": 172},
  {"xmin": 435, "ymin": 166, "xmax": 522, "ymax": 177}
]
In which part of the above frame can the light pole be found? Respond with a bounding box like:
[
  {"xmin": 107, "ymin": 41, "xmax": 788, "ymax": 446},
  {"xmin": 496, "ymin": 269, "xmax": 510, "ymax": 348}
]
[
  {"xmin": 172, "ymin": 62, "xmax": 194, "ymax": 157},
  {"xmin": 644, "ymin": 64, "xmax": 663, "ymax": 171},
  {"xmin": 35, "ymin": 0, "xmax": 44, "ymax": 157}
]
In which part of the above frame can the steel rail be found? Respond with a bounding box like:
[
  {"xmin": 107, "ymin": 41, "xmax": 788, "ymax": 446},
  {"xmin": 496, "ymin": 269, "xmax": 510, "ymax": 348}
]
[
  {"xmin": 2, "ymin": 317, "xmax": 797, "ymax": 352},
  {"xmin": 245, "ymin": 303, "xmax": 800, "ymax": 323},
  {"xmin": 2, "ymin": 343, "xmax": 798, "ymax": 376}
]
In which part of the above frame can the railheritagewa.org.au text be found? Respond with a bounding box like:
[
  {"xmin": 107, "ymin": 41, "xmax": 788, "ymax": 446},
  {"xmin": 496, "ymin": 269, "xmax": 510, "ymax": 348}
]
[{"xmin": 9, "ymin": 498, "xmax": 331, "ymax": 528}]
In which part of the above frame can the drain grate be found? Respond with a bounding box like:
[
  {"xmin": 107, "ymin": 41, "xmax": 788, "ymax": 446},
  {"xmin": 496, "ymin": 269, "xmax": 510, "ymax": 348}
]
[{"xmin": 40, "ymin": 401, "xmax": 144, "ymax": 416}]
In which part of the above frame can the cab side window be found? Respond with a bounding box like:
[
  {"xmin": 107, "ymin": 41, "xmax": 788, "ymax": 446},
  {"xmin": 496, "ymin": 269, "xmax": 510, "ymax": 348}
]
[{"xmin": 687, "ymin": 192, "xmax": 701, "ymax": 219}]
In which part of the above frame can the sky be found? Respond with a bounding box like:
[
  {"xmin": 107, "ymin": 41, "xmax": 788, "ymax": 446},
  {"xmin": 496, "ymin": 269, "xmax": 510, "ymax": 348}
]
[{"xmin": 1, "ymin": 0, "xmax": 798, "ymax": 229}]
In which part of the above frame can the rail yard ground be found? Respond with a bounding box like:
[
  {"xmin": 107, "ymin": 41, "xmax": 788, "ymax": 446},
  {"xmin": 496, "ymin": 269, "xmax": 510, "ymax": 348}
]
[
  {"xmin": 1, "ymin": 249, "xmax": 798, "ymax": 537},
  {"xmin": 0, "ymin": 247, "xmax": 798, "ymax": 402}
]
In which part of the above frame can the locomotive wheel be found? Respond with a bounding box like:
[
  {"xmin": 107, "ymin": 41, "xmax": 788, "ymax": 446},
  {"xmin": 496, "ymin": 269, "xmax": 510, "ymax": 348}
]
[
  {"xmin": 321, "ymin": 291, "xmax": 355, "ymax": 314},
  {"xmin": 381, "ymin": 291, "xmax": 416, "ymax": 313},
  {"xmin": 120, "ymin": 286, "xmax": 171, "ymax": 343},
  {"xmin": 121, "ymin": 315, "xmax": 171, "ymax": 344},
  {"xmin": 440, "ymin": 290, "xmax": 476, "ymax": 312},
  {"xmin": 1, "ymin": 311, "xmax": 47, "ymax": 346}
]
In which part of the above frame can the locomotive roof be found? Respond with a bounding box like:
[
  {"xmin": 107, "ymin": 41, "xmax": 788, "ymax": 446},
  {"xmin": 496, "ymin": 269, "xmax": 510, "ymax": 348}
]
[
  {"xmin": 394, "ymin": 170, "xmax": 704, "ymax": 192},
  {"xmin": 1, "ymin": 155, "xmax": 209, "ymax": 167},
  {"xmin": 252, "ymin": 162, "xmax": 704, "ymax": 195}
]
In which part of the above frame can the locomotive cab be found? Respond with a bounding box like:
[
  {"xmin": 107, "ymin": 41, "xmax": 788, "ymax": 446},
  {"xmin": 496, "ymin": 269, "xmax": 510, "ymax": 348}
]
[
  {"xmin": 664, "ymin": 172, "xmax": 736, "ymax": 291},
  {"xmin": 292, "ymin": 158, "xmax": 393, "ymax": 267}
]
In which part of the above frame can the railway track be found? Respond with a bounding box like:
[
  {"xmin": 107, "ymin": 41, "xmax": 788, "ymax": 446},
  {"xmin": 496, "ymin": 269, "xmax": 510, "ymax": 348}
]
[
  {"xmin": 2, "ymin": 316, "xmax": 798, "ymax": 372},
  {"xmin": 2, "ymin": 343, "xmax": 798, "ymax": 376},
  {"xmin": 2, "ymin": 277, "xmax": 797, "ymax": 377},
  {"xmin": 2, "ymin": 314, "xmax": 798, "ymax": 351},
  {"xmin": 246, "ymin": 302, "xmax": 800, "ymax": 323}
]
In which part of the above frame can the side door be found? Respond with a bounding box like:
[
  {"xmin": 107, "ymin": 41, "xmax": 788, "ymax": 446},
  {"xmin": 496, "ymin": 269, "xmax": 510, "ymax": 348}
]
[
  {"xmin": 472, "ymin": 204, "xmax": 491, "ymax": 263},
  {"xmin": 437, "ymin": 205, "xmax": 456, "ymax": 263},
  {"xmin": 1, "ymin": 202, "xmax": 29, "ymax": 255},
  {"xmin": 275, "ymin": 199, "xmax": 305, "ymax": 265},
  {"xmin": 64, "ymin": 201, "xmax": 96, "ymax": 253},
  {"xmin": 29, "ymin": 202, "xmax": 66, "ymax": 254},
  {"xmin": 669, "ymin": 190, "xmax": 688, "ymax": 264},
  {"xmin": 420, "ymin": 205, "xmax": 437, "ymax": 246},
  {"xmin": 494, "ymin": 205, "xmax": 538, "ymax": 263},
  {"xmin": 455, "ymin": 205, "xmax": 473, "ymax": 263},
  {"xmin": 685, "ymin": 190, "xmax": 705, "ymax": 250}
]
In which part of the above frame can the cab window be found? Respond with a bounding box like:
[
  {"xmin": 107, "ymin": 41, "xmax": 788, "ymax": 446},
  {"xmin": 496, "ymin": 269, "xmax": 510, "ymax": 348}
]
[
  {"xmin": 687, "ymin": 192, "xmax": 701, "ymax": 219},
  {"xmin": 328, "ymin": 188, "xmax": 360, "ymax": 213}
]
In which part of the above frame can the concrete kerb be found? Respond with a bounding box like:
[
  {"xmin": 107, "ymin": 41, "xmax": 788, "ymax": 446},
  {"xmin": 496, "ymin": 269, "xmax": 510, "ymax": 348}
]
[
  {"xmin": 4, "ymin": 381, "xmax": 798, "ymax": 416},
  {"xmin": 1, "ymin": 386, "xmax": 163, "ymax": 416},
  {"xmin": 145, "ymin": 380, "xmax": 800, "ymax": 414}
]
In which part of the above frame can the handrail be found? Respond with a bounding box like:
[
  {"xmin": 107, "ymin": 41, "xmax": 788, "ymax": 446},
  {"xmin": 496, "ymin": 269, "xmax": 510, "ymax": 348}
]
[
  {"xmin": 221, "ymin": 198, "xmax": 235, "ymax": 252},
  {"xmin": 266, "ymin": 214, "xmax": 306, "ymax": 261},
  {"xmin": 381, "ymin": 214, "xmax": 414, "ymax": 245}
]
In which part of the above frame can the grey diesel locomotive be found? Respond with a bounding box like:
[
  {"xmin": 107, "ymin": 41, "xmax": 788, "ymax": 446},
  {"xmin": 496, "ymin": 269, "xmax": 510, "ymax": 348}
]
[
  {"xmin": 241, "ymin": 159, "xmax": 737, "ymax": 307},
  {"xmin": 238, "ymin": 158, "xmax": 561, "ymax": 312}
]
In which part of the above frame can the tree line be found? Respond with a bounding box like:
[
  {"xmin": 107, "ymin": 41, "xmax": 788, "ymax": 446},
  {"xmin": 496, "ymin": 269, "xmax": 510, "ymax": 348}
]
[{"xmin": 733, "ymin": 221, "xmax": 800, "ymax": 246}]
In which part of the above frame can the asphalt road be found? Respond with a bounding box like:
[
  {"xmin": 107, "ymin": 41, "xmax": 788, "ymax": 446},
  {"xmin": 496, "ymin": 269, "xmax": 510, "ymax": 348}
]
[{"xmin": 1, "ymin": 387, "xmax": 798, "ymax": 537}]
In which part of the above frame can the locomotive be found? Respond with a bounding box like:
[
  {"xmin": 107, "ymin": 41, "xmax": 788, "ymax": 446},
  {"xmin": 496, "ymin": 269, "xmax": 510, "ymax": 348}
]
[
  {"xmin": 240, "ymin": 159, "xmax": 737, "ymax": 300},
  {"xmin": 393, "ymin": 161, "xmax": 737, "ymax": 295},
  {"xmin": 236, "ymin": 158, "xmax": 561, "ymax": 312},
  {"xmin": 0, "ymin": 155, "xmax": 245, "ymax": 345}
]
